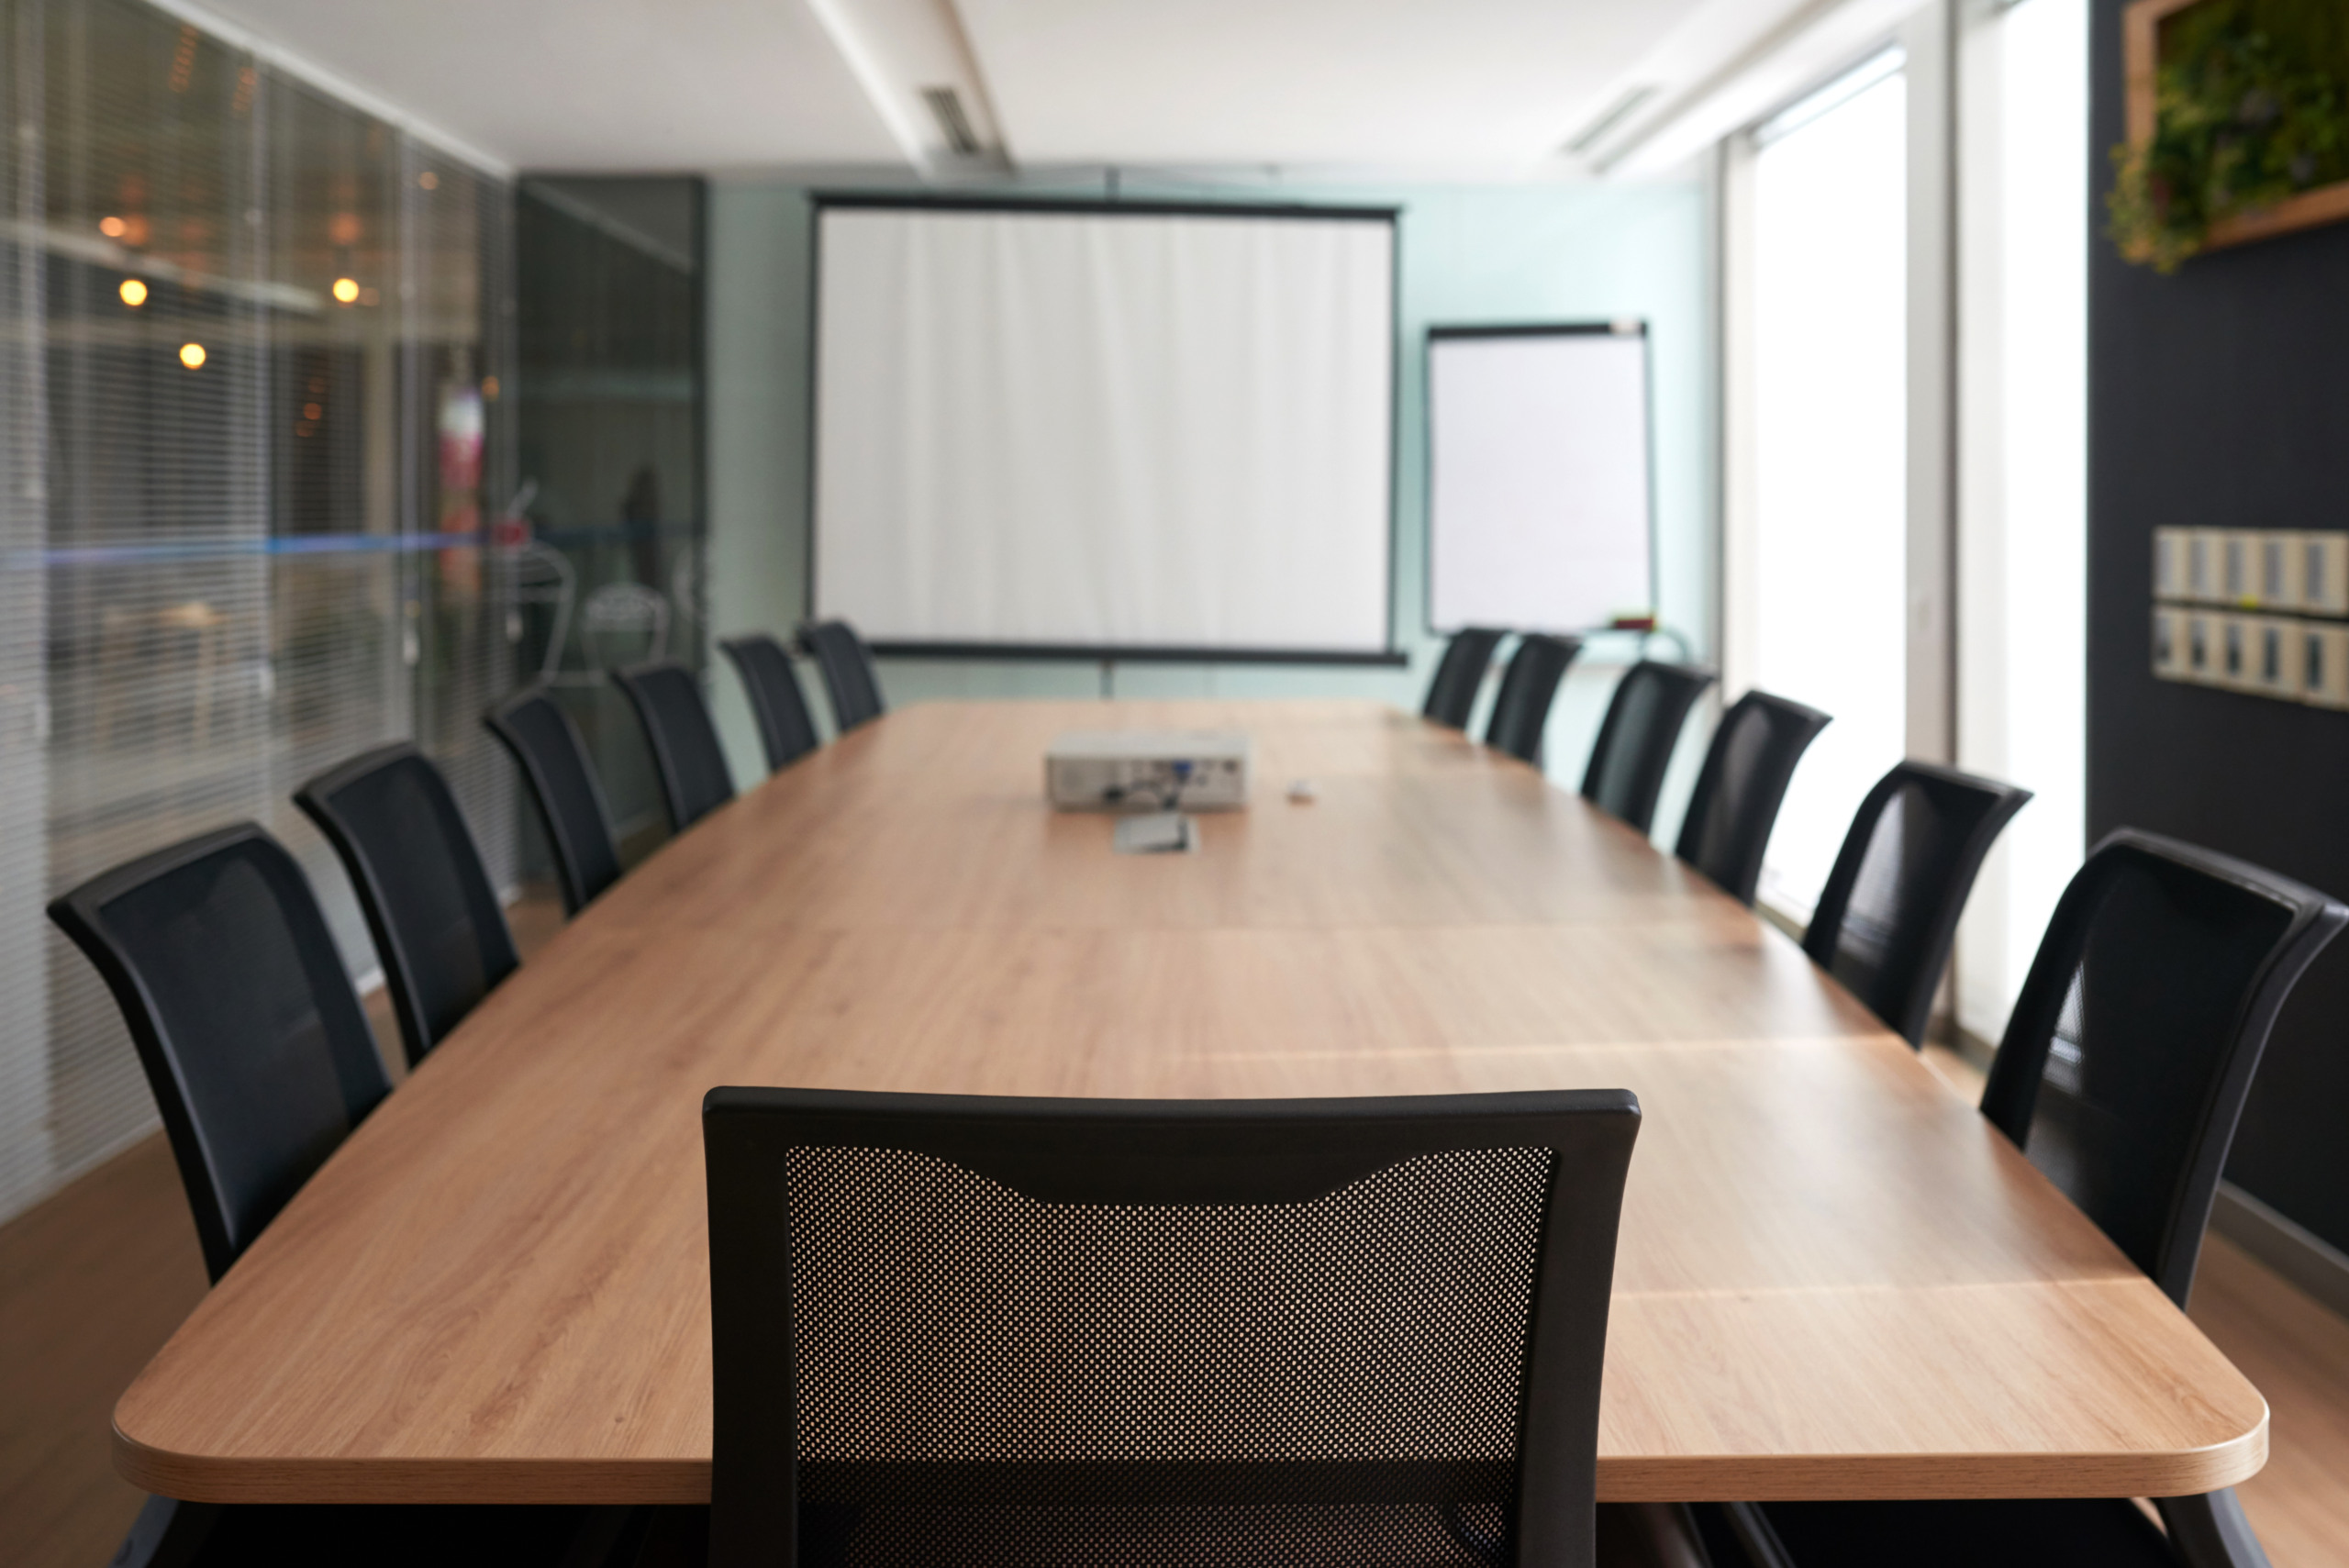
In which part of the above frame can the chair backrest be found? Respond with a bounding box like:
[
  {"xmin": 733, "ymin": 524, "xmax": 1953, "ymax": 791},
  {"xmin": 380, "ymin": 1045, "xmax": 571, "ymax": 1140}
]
[
  {"xmin": 1800, "ymin": 762, "xmax": 2032, "ymax": 1047},
  {"xmin": 1421, "ymin": 628, "xmax": 1508, "ymax": 730},
  {"xmin": 719, "ymin": 634, "xmax": 820, "ymax": 773},
  {"xmin": 294, "ymin": 744, "xmax": 520, "ymax": 1068},
  {"xmin": 483, "ymin": 687, "xmax": 623, "ymax": 917},
  {"xmin": 1673, "ymin": 690, "xmax": 1831, "ymax": 905},
  {"xmin": 612, "ymin": 661, "xmax": 737, "ymax": 831},
  {"xmin": 1579, "ymin": 662, "xmax": 1718, "ymax": 835},
  {"xmin": 704, "ymin": 1087, "xmax": 1641, "ymax": 1568},
  {"xmin": 47, "ymin": 826, "xmax": 393, "ymax": 1283},
  {"xmin": 801, "ymin": 620, "xmax": 885, "ymax": 733},
  {"xmin": 1483, "ymin": 634, "xmax": 1584, "ymax": 765},
  {"xmin": 1979, "ymin": 829, "xmax": 2344, "ymax": 1307}
]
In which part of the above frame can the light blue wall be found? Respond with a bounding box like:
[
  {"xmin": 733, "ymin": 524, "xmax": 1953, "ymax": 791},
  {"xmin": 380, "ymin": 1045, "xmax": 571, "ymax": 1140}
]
[{"xmin": 705, "ymin": 173, "xmax": 1717, "ymax": 806}]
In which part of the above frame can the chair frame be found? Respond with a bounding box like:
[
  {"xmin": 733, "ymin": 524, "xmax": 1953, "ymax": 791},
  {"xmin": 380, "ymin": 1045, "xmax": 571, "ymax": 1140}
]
[
  {"xmin": 611, "ymin": 660, "xmax": 735, "ymax": 832},
  {"xmin": 704, "ymin": 1087, "xmax": 1641, "ymax": 1568},
  {"xmin": 1483, "ymin": 634, "xmax": 1584, "ymax": 765},
  {"xmin": 719, "ymin": 634, "xmax": 820, "ymax": 773},
  {"xmin": 484, "ymin": 686, "xmax": 623, "ymax": 917},
  {"xmin": 1578, "ymin": 662, "xmax": 1718, "ymax": 836},
  {"xmin": 1980, "ymin": 828, "xmax": 2345, "ymax": 1306},
  {"xmin": 1673, "ymin": 690, "xmax": 1831, "ymax": 906},
  {"xmin": 1800, "ymin": 760, "xmax": 2031, "ymax": 1047},
  {"xmin": 46, "ymin": 824, "xmax": 389, "ymax": 1283},
  {"xmin": 798, "ymin": 620, "xmax": 885, "ymax": 734},
  {"xmin": 295, "ymin": 742, "xmax": 519, "ymax": 1069},
  {"xmin": 1422, "ymin": 628, "xmax": 1508, "ymax": 731}
]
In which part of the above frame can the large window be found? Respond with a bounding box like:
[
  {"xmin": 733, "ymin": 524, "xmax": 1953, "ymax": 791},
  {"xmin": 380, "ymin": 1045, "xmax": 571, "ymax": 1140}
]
[
  {"xmin": 1954, "ymin": 0, "xmax": 2088, "ymax": 1041},
  {"xmin": 1740, "ymin": 54, "xmax": 1911, "ymax": 917},
  {"xmin": 0, "ymin": 0, "xmax": 514, "ymax": 1222}
]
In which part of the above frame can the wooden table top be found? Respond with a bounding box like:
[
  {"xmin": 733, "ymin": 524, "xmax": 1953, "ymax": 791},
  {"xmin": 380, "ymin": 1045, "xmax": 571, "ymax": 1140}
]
[{"xmin": 114, "ymin": 700, "xmax": 2267, "ymax": 1504}]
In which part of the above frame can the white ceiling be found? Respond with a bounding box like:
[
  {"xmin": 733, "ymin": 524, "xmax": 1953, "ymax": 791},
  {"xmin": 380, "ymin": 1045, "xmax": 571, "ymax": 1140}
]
[{"xmin": 181, "ymin": 0, "xmax": 1846, "ymax": 178}]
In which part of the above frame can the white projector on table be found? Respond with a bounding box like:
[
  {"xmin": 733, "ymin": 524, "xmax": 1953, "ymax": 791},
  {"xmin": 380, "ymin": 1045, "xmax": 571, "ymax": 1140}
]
[{"xmin": 1046, "ymin": 730, "xmax": 1252, "ymax": 812}]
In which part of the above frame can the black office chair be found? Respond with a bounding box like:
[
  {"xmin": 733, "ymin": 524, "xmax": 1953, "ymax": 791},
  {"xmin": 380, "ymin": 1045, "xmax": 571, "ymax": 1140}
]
[
  {"xmin": 612, "ymin": 661, "xmax": 736, "ymax": 831},
  {"xmin": 1721, "ymin": 830, "xmax": 2347, "ymax": 1568},
  {"xmin": 800, "ymin": 619, "xmax": 885, "ymax": 733},
  {"xmin": 1483, "ymin": 634, "xmax": 1584, "ymax": 765},
  {"xmin": 1673, "ymin": 690, "xmax": 1831, "ymax": 905},
  {"xmin": 719, "ymin": 634, "xmax": 820, "ymax": 772},
  {"xmin": 703, "ymin": 1086, "xmax": 1642, "ymax": 1568},
  {"xmin": 1422, "ymin": 627, "xmax": 1508, "ymax": 730},
  {"xmin": 484, "ymin": 687, "xmax": 623, "ymax": 916},
  {"xmin": 50, "ymin": 826, "xmax": 624, "ymax": 1568},
  {"xmin": 1579, "ymin": 662, "xmax": 1718, "ymax": 835},
  {"xmin": 1800, "ymin": 762, "xmax": 2032, "ymax": 1047},
  {"xmin": 49, "ymin": 826, "xmax": 393, "ymax": 1282},
  {"xmin": 295, "ymin": 744, "xmax": 518, "ymax": 1069}
]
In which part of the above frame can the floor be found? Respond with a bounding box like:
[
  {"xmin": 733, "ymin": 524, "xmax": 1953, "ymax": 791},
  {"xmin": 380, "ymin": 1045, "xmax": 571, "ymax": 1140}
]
[{"xmin": 2, "ymin": 1005, "xmax": 2342, "ymax": 1567}]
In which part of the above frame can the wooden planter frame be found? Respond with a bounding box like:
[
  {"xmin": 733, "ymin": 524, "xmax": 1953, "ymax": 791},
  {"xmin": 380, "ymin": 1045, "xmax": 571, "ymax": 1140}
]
[{"xmin": 2124, "ymin": 0, "xmax": 2349, "ymax": 251}]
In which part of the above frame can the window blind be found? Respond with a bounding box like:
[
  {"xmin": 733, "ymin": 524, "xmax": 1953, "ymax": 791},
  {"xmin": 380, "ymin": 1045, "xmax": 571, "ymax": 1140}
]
[{"xmin": 0, "ymin": 0, "xmax": 515, "ymax": 1224}]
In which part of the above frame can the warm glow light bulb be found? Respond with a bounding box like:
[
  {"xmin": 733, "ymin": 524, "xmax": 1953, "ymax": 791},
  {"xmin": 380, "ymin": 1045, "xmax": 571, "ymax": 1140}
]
[
  {"xmin": 179, "ymin": 342, "xmax": 206, "ymax": 370},
  {"xmin": 118, "ymin": 278, "xmax": 148, "ymax": 306},
  {"xmin": 332, "ymin": 276, "xmax": 361, "ymax": 305},
  {"xmin": 99, "ymin": 215, "xmax": 128, "ymax": 239}
]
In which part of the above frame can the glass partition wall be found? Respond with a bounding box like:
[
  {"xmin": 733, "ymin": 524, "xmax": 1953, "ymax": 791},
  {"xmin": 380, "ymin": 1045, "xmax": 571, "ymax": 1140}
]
[
  {"xmin": 0, "ymin": 0, "xmax": 516, "ymax": 1222},
  {"xmin": 515, "ymin": 177, "xmax": 705, "ymax": 854}
]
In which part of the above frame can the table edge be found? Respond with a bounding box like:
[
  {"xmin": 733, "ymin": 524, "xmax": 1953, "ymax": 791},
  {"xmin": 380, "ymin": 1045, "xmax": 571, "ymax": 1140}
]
[{"xmin": 116, "ymin": 1416, "xmax": 2268, "ymax": 1505}]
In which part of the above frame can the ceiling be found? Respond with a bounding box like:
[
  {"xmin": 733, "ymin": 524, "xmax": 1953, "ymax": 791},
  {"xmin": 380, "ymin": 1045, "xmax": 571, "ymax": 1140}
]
[{"xmin": 186, "ymin": 0, "xmax": 1855, "ymax": 179}]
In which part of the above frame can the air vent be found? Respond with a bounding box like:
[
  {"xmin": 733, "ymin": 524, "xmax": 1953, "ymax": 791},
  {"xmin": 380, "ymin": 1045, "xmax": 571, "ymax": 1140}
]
[
  {"xmin": 921, "ymin": 85, "xmax": 982, "ymax": 156},
  {"xmin": 1564, "ymin": 85, "xmax": 1658, "ymax": 157}
]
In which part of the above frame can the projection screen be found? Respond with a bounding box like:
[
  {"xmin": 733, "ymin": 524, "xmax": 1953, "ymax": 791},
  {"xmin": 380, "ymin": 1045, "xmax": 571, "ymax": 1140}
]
[
  {"xmin": 1427, "ymin": 323, "xmax": 1653, "ymax": 635},
  {"xmin": 812, "ymin": 199, "xmax": 1397, "ymax": 658}
]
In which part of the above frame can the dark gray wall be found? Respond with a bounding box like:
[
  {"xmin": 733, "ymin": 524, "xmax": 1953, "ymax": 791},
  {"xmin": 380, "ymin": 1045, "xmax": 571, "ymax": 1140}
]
[{"xmin": 2088, "ymin": 0, "xmax": 2349, "ymax": 1253}]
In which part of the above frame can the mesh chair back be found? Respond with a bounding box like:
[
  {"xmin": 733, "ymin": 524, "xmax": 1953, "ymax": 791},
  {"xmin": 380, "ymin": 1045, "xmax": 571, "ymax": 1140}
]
[
  {"xmin": 1801, "ymin": 762, "xmax": 2032, "ymax": 1047},
  {"xmin": 1421, "ymin": 628, "xmax": 1507, "ymax": 730},
  {"xmin": 295, "ymin": 744, "xmax": 520, "ymax": 1068},
  {"xmin": 1980, "ymin": 829, "xmax": 2344, "ymax": 1306},
  {"xmin": 47, "ymin": 826, "xmax": 392, "ymax": 1282},
  {"xmin": 613, "ymin": 662, "xmax": 737, "ymax": 831},
  {"xmin": 720, "ymin": 634, "xmax": 820, "ymax": 772},
  {"xmin": 705, "ymin": 1088, "xmax": 1641, "ymax": 1568},
  {"xmin": 484, "ymin": 688, "xmax": 624, "ymax": 917},
  {"xmin": 802, "ymin": 620, "xmax": 885, "ymax": 733},
  {"xmin": 1579, "ymin": 662, "xmax": 1718, "ymax": 835},
  {"xmin": 1673, "ymin": 690, "xmax": 1831, "ymax": 905},
  {"xmin": 1483, "ymin": 635, "xmax": 1584, "ymax": 765}
]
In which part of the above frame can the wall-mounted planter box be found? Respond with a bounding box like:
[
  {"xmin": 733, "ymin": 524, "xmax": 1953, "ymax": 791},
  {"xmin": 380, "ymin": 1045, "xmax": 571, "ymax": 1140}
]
[{"xmin": 2124, "ymin": 0, "xmax": 2349, "ymax": 254}]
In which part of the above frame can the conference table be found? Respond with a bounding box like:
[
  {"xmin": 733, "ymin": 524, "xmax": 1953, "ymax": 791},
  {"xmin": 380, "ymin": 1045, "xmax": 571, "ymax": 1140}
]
[{"xmin": 113, "ymin": 699, "xmax": 2266, "ymax": 1505}]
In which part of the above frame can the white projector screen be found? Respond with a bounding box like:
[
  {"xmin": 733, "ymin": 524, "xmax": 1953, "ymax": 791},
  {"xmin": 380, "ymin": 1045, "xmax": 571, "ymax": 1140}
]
[
  {"xmin": 1427, "ymin": 325, "xmax": 1653, "ymax": 635},
  {"xmin": 813, "ymin": 200, "xmax": 1397, "ymax": 657}
]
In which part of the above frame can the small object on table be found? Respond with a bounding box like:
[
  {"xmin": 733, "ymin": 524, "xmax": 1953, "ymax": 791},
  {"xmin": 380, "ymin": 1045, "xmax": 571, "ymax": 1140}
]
[
  {"xmin": 1287, "ymin": 778, "xmax": 1318, "ymax": 803},
  {"xmin": 1112, "ymin": 812, "xmax": 1197, "ymax": 855}
]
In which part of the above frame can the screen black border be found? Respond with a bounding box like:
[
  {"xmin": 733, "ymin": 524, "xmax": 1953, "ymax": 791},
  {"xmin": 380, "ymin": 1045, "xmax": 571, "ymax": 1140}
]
[
  {"xmin": 1421, "ymin": 320, "xmax": 1658, "ymax": 640},
  {"xmin": 807, "ymin": 192, "xmax": 1404, "ymax": 667}
]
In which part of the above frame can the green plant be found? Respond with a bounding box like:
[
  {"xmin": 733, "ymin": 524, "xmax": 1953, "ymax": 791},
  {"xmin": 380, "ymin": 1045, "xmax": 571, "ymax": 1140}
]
[{"xmin": 2109, "ymin": 0, "xmax": 2349, "ymax": 271}]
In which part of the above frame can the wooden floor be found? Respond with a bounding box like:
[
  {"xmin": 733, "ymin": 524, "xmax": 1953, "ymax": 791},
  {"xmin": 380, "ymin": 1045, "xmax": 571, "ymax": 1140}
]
[{"xmin": 2, "ymin": 964, "xmax": 2341, "ymax": 1566}]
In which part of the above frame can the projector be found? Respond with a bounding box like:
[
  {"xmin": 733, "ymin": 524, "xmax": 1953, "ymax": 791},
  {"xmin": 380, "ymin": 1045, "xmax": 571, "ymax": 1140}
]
[{"xmin": 1046, "ymin": 731, "xmax": 1252, "ymax": 812}]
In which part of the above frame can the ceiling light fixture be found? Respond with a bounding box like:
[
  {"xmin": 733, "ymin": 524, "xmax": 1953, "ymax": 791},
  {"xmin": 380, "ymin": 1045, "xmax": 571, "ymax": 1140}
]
[
  {"xmin": 921, "ymin": 86, "xmax": 983, "ymax": 157},
  {"xmin": 1564, "ymin": 85, "xmax": 1659, "ymax": 158}
]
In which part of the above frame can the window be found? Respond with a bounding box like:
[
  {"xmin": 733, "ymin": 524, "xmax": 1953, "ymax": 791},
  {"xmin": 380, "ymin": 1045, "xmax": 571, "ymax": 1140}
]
[
  {"xmin": 1954, "ymin": 0, "xmax": 2088, "ymax": 1041},
  {"xmin": 1739, "ymin": 53, "xmax": 1911, "ymax": 918}
]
